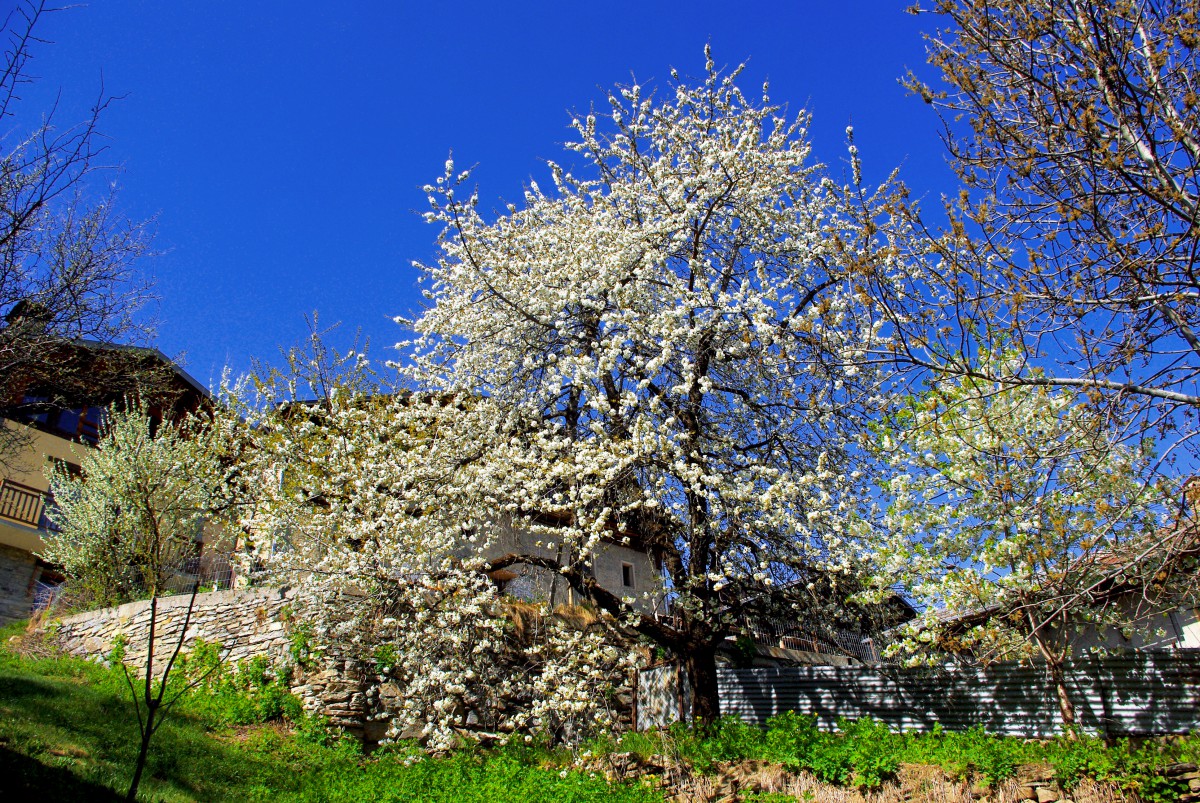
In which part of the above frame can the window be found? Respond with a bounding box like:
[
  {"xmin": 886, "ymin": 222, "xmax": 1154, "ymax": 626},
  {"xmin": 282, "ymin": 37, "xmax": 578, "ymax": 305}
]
[
  {"xmin": 15, "ymin": 394, "xmax": 108, "ymax": 445},
  {"xmin": 18, "ymin": 394, "xmax": 51, "ymax": 428},
  {"xmin": 56, "ymin": 406, "xmax": 106, "ymax": 444},
  {"xmin": 55, "ymin": 408, "xmax": 82, "ymax": 440},
  {"xmin": 621, "ymin": 562, "xmax": 635, "ymax": 589}
]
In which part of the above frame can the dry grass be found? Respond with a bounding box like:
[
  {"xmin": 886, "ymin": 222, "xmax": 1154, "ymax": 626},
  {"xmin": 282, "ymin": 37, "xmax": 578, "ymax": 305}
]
[
  {"xmin": 501, "ymin": 600, "xmax": 546, "ymax": 643},
  {"xmin": 553, "ymin": 603, "xmax": 600, "ymax": 631},
  {"xmin": 667, "ymin": 761, "xmax": 1137, "ymax": 803},
  {"xmin": 2, "ymin": 619, "xmax": 60, "ymax": 659},
  {"xmin": 501, "ymin": 600, "xmax": 606, "ymax": 643}
]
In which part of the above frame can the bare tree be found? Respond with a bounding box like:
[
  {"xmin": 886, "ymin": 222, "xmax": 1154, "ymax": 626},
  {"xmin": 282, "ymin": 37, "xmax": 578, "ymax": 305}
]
[
  {"xmin": 880, "ymin": 0, "xmax": 1200, "ymax": 462},
  {"xmin": 0, "ymin": 1, "xmax": 153, "ymax": 461}
]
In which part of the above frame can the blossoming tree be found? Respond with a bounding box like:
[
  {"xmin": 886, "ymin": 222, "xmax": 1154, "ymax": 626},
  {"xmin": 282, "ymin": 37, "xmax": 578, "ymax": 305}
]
[
  {"xmin": 867, "ymin": 363, "xmax": 1180, "ymax": 730},
  {"xmin": 237, "ymin": 52, "xmax": 909, "ymax": 735},
  {"xmin": 395, "ymin": 51, "xmax": 904, "ymax": 726},
  {"xmin": 44, "ymin": 401, "xmax": 242, "ymax": 800},
  {"xmin": 233, "ymin": 336, "xmax": 640, "ymax": 747}
]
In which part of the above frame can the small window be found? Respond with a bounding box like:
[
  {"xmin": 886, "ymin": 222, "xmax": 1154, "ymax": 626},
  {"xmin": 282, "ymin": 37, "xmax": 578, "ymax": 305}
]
[{"xmin": 621, "ymin": 562, "xmax": 635, "ymax": 589}]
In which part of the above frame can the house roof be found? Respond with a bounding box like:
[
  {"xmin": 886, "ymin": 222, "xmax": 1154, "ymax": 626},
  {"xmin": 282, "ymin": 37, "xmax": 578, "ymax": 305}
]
[
  {"xmin": 915, "ymin": 509, "xmax": 1200, "ymax": 640},
  {"xmin": 0, "ymin": 337, "xmax": 213, "ymax": 443},
  {"xmin": 72, "ymin": 339, "xmax": 211, "ymax": 401}
]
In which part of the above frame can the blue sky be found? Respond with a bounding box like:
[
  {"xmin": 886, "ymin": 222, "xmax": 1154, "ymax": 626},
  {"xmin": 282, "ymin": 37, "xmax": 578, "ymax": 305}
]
[{"xmin": 16, "ymin": 1, "xmax": 958, "ymax": 388}]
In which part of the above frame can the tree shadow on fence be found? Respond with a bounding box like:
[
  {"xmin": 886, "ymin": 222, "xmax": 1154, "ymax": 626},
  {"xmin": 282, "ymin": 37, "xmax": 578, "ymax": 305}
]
[{"xmin": 706, "ymin": 651, "xmax": 1200, "ymax": 737}]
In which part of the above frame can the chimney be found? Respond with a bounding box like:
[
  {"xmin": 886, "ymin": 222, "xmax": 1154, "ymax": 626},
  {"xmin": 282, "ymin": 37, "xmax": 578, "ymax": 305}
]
[{"xmin": 4, "ymin": 299, "xmax": 53, "ymax": 328}]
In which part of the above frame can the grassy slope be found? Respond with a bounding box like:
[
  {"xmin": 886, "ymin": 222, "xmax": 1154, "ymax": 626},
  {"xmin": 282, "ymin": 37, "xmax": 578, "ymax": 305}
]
[{"xmin": 0, "ymin": 623, "xmax": 660, "ymax": 803}]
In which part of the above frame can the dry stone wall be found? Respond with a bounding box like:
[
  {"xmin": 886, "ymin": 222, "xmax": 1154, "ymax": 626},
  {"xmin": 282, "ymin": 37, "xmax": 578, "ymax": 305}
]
[
  {"xmin": 47, "ymin": 587, "xmax": 637, "ymax": 746},
  {"xmin": 52, "ymin": 587, "xmax": 291, "ymax": 671},
  {"xmin": 47, "ymin": 587, "xmax": 379, "ymax": 740}
]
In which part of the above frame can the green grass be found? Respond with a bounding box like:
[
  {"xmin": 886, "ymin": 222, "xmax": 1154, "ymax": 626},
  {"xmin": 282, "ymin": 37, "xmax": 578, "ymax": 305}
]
[{"xmin": 0, "ymin": 622, "xmax": 661, "ymax": 802}]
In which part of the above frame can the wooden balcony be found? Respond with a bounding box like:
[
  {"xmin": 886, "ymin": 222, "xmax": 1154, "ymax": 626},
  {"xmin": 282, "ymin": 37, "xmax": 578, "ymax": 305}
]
[{"xmin": 0, "ymin": 479, "xmax": 50, "ymax": 529}]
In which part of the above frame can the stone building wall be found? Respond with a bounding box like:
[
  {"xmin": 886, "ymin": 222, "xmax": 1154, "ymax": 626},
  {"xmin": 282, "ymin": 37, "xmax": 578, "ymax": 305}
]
[
  {"xmin": 0, "ymin": 542, "xmax": 39, "ymax": 625},
  {"xmin": 47, "ymin": 586, "xmax": 378, "ymax": 740}
]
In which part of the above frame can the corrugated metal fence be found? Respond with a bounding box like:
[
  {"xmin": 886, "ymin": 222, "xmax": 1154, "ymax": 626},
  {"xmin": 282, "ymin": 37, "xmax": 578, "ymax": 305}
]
[{"xmin": 637, "ymin": 650, "xmax": 1200, "ymax": 737}]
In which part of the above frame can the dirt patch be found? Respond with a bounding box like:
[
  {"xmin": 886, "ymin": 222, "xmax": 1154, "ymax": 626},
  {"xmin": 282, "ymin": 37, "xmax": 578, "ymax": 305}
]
[{"xmin": 212, "ymin": 722, "xmax": 295, "ymax": 744}]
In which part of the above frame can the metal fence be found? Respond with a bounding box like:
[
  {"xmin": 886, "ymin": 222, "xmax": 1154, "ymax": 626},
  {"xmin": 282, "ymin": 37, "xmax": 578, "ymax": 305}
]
[
  {"xmin": 742, "ymin": 616, "xmax": 880, "ymax": 664},
  {"xmin": 160, "ymin": 551, "xmax": 237, "ymax": 595},
  {"xmin": 31, "ymin": 579, "xmax": 61, "ymax": 613},
  {"xmin": 637, "ymin": 650, "xmax": 1200, "ymax": 737}
]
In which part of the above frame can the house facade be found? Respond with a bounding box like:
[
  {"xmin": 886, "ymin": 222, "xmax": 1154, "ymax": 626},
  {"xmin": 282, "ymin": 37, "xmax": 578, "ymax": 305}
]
[
  {"xmin": 483, "ymin": 515, "xmax": 664, "ymax": 614},
  {"xmin": 0, "ymin": 420, "xmax": 82, "ymax": 623},
  {"xmin": 0, "ymin": 341, "xmax": 215, "ymax": 625}
]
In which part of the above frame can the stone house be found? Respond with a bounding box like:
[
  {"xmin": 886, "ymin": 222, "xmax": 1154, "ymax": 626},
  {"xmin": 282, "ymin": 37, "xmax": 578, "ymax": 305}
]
[{"xmin": 481, "ymin": 513, "xmax": 664, "ymax": 614}]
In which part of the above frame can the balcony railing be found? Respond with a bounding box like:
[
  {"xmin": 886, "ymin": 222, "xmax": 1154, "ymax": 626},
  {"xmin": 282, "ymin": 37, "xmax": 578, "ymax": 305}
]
[{"xmin": 0, "ymin": 479, "xmax": 48, "ymax": 528}]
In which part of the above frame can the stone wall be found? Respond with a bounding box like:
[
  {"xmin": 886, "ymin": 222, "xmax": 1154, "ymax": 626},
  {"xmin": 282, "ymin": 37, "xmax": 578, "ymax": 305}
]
[
  {"xmin": 48, "ymin": 587, "xmax": 378, "ymax": 740},
  {"xmin": 47, "ymin": 586, "xmax": 636, "ymax": 745},
  {"xmin": 52, "ymin": 587, "xmax": 292, "ymax": 671}
]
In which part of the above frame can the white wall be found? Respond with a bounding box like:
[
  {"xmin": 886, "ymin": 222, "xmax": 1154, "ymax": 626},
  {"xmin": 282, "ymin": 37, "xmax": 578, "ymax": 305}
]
[{"xmin": 483, "ymin": 517, "xmax": 662, "ymax": 613}]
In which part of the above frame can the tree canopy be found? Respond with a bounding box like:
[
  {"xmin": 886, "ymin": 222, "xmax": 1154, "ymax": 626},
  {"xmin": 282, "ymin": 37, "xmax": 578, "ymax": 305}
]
[
  {"xmin": 865, "ymin": 357, "xmax": 1180, "ymax": 727},
  {"xmin": 879, "ymin": 0, "xmax": 1200, "ymax": 463},
  {"xmin": 44, "ymin": 401, "xmax": 240, "ymax": 604},
  {"xmin": 239, "ymin": 51, "xmax": 909, "ymax": 730}
]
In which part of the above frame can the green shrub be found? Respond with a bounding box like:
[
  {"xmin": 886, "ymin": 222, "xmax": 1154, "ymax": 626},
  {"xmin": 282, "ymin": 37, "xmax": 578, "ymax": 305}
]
[
  {"xmin": 762, "ymin": 710, "xmax": 821, "ymax": 765},
  {"xmin": 839, "ymin": 717, "xmax": 902, "ymax": 787},
  {"xmin": 105, "ymin": 633, "xmax": 127, "ymax": 666},
  {"xmin": 1133, "ymin": 771, "xmax": 1190, "ymax": 803},
  {"xmin": 604, "ymin": 714, "xmax": 1200, "ymax": 799},
  {"xmin": 803, "ymin": 735, "xmax": 855, "ymax": 785},
  {"xmin": 624, "ymin": 712, "xmax": 902, "ymax": 788},
  {"xmin": 679, "ymin": 716, "xmax": 766, "ymax": 769},
  {"xmin": 1047, "ymin": 734, "xmax": 1136, "ymax": 789},
  {"xmin": 289, "ymin": 623, "xmax": 316, "ymax": 668},
  {"xmin": 900, "ymin": 725, "xmax": 1029, "ymax": 786},
  {"xmin": 176, "ymin": 639, "xmax": 306, "ymax": 727}
]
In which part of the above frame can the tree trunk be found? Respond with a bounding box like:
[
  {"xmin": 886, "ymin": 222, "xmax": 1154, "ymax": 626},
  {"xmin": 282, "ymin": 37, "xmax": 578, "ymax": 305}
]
[
  {"xmin": 1029, "ymin": 619, "xmax": 1078, "ymax": 739},
  {"xmin": 684, "ymin": 643, "xmax": 721, "ymax": 727},
  {"xmin": 125, "ymin": 585, "xmax": 201, "ymax": 801},
  {"xmin": 126, "ymin": 701, "xmax": 158, "ymax": 802},
  {"xmin": 1046, "ymin": 656, "xmax": 1078, "ymax": 738}
]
